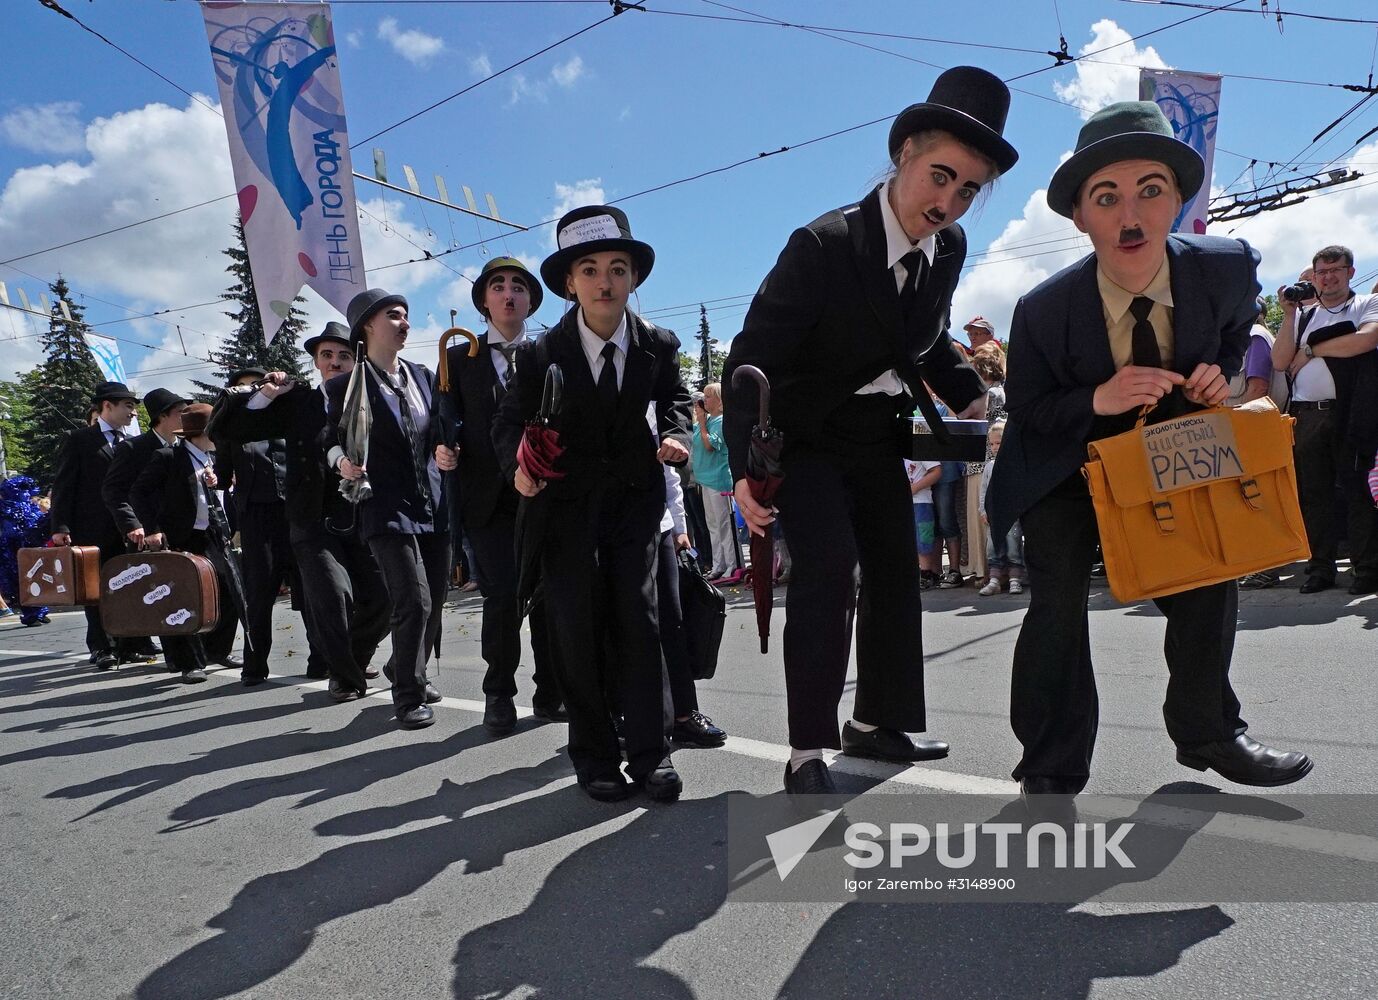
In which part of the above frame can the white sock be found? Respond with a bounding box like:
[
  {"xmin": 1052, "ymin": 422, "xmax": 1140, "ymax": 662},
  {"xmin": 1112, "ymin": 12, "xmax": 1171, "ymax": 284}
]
[
  {"xmin": 789, "ymin": 748, "xmax": 824, "ymax": 772},
  {"xmin": 849, "ymin": 719, "xmax": 878, "ymax": 733}
]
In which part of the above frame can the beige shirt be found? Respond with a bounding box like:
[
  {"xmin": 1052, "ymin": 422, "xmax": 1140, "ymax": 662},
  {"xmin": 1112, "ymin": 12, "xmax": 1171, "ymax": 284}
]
[{"xmin": 1098, "ymin": 256, "xmax": 1174, "ymax": 370}]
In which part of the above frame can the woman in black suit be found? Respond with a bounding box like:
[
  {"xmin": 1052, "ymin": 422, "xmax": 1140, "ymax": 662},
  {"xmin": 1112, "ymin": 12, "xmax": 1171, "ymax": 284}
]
[{"xmin": 326, "ymin": 289, "xmax": 450, "ymax": 730}]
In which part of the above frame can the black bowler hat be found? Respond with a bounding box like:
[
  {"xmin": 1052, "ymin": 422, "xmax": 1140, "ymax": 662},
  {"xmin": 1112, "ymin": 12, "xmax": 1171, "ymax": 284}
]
[
  {"xmin": 143, "ymin": 387, "xmax": 188, "ymax": 421},
  {"xmin": 472, "ymin": 256, "xmax": 543, "ymax": 317},
  {"xmin": 346, "ymin": 288, "xmax": 409, "ymax": 346},
  {"xmin": 540, "ymin": 205, "xmax": 655, "ymax": 300},
  {"xmin": 92, "ymin": 381, "xmax": 136, "ymax": 404},
  {"xmin": 888, "ymin": 66, "xmax": 1019, "ymax": 175},
  {"xmin": 303, "ymin": 321, "xmax": 351, "ymax": 357},
  {"xmin": 1047, "ymin": 100, "xmax": 1203, "ymax": 219},
  {"xmin": 228, "ymin": 366, "xmax": 268, "ymax": 385}
]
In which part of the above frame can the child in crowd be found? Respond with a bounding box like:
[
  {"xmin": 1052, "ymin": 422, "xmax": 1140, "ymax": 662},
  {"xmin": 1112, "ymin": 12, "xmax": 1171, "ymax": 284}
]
[
  {"xmin": 979, "ymin": 421, "xmax": 1024, "ymax": 596},
  {"xmin": 905, "ymin": 459, "xmax": 942, "ymax": 588}
]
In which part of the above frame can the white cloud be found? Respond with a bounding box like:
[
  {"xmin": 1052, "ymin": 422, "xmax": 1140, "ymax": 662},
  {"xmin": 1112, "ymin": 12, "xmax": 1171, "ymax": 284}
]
[
  {"xmin": 0, "ymin": 101, "xmax": 87, "ymax": 155},
  {"xmin": 1052, "ymin": 19, "xmax": 1170, "ymax": 119},
  {"xmin": 377, "ymin": 17, "xmax": 445, "ymax": 67},
  {"xmin": 551, "ymin": 56, "xmax": 584, "ymax": 88},
  {"xmin": 469, "ymin": 53, "xmax": 493, "ymax": 78},
  {"xmin": 507, "ymin": 73, "xmax": 545, "ymax": 106},
  {"xmin": 345, "ymin": 30, "xmax": 363, "ymax": 49},
  {"xmin": 547, "ymin": 179, "xmax": 606, "ymax": 248}
]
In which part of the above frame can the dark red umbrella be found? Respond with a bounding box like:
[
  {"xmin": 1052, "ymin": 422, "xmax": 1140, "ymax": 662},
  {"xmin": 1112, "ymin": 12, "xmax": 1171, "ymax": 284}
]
[
  {"xmin": 731, "ymin": 364, "xmax": 784, "ymax": 653},
  {"xmin": 515, "ymin": 365, "xmax": 565, "ymax": 614}
]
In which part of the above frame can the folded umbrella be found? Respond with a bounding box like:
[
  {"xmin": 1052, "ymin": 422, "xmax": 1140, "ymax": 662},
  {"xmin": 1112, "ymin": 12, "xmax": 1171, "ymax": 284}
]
[
  {"xmin": 331, "ymin": 356, "xmax": 374, "ymax": 535},
  {"xmin": 730, "ymin": 364, "xmax": 784, "ymax": 653},
  {"xmin": 436, "ymin": 325, "xmax": 480, "ymax": 449},
  {"xmin": 514, "ymin": 365, "xmax": 566, "ymax": 614}
]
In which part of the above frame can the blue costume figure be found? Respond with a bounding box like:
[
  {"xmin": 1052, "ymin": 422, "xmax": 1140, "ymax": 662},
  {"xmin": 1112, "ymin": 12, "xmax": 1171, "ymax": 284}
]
[{"xmin": 0, "ymin": 476, "xmax": 51, "ymax": 627}]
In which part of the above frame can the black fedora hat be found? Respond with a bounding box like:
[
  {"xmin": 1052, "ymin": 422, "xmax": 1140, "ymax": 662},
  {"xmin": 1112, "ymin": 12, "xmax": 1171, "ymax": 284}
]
[
  {"xmin": 303, "ymin": 321, "xmax": 352, "ymax": 357},
  {"xmin": 888, "ymin": 66, "xmax": 1018, "ymax": 175},
  {"xmin": 1047, "ymin": 100, "xmax": 1203, "ymax": 218},
  {"xmin": 540, "ymin": 205, "xmax": 655, "ymax": 300},
  {"xmin": 93, "ymin": 381, "xmax": 136, "ymax": 404},
  {"xmin": 346, "ymin": 288, "xmax": 409, "ymax": 345},
  {"xmin": 143, "ymin": 387, "xmax": 188, "ymax": 421},
  {"xmin": 472, "ymin": 256, "xmax": 543, "ymax": 317},
  {"xmin": 228, "ymin": 366, "xmax": 268, "ymax": 385}
]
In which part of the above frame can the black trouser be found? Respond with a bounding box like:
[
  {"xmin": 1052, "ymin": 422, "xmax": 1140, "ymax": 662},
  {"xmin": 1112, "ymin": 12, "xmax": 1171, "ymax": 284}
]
[
  {"xmin": 368, "ymin": 532, "xmax": 451, "ymax": 712},
  {"xmin": 82, "ymin": 538, "xmax": 134, "ymax": 657},
  {"xmin": 466, "ymin": 511, "xmax": 561, "ymax": 712},
  {"xmin": 681, "ymin": 479, "xmax": 713, "ymax": 573},
  {"xmin": 291, "ymin": 522, "xmax": 391, "ymax": 694},
  {"xmin": 656, "ymin": 529, "xmax": 698, "ymax": 717},
  {"xmin": 540, "ymin": 484, "xmax": 669, "ymax": 784},
  {"xmin": 238, "ymin": 500, "xmax": 291, "ymax": 678},
  {"xmin": 162, "ymin": 530, "xmax": 239, "ymax": 673},
  {"xmin": 1292, "ymin": 405, "xmax": 1378, "ymax": 583},
  {"xmin": 1011, "ymin": 475, "xmax": 1247, "ymax": 791},
  {"xmin": 775, "ymin": 396, "xmax": 926, "ymax": 750}
]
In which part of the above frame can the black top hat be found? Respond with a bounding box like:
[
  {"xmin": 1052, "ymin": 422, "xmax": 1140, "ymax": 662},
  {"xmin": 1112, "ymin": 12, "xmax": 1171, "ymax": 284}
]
[
  {"xmin": 228, "ymin": 366, "xmax": 268, "ymax": 385},
  {"xmin": 888, "ymin": 66, "xmax": 1019, "ymax": 176},
  {"xmin": 303, "ymin": 321, "xmax": 352, "ymax": 357},
  {"xmin": 143, "ymin": 387, "xmax": 188, "ymax": 422},
  {"xmin": 540, "ymin": 205, "xmax": 655, "ymax": 300},
  {"xmin": 346, "ymin": 288, "xmax": 409, "ymax": 346},
  {"xmin": 1047, "ymin": 100, "xmax": 1203, "ymax": 218},
  {"xmin": 472, "ymin": 256, "xmax": 543, "ymax": 317},
  {"xmin": 93, "ymin": 381, "xmax": 136, "ymax": 404}
]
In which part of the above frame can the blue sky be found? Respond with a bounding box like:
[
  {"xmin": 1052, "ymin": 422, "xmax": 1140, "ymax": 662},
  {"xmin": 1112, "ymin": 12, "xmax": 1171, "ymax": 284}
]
[{"xmin": 4, "ymin": 0, "xmax": 1378, "ymax": 396}]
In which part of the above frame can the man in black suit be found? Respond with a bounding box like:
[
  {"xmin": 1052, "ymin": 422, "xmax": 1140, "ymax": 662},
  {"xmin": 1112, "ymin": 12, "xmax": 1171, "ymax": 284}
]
[
  {"xmin": 493, "ymin": 205, "xmax": 692, "ymax": 803},
  {"xmin": 131, "ymin": 403, "xmax": 240, "ymax": 682},
  {"xmin": 435, "ymin": 257, "xmax": 564, "ymax": 735},
  {"xmin": 986, "ymin": 101, "xmax": 1312, "ymax": 804},
  {"xmin": 723, "ymin": 67, "xmax": 1017, "ymax": 794},
  {"xmin": 50, "ymin": 381, "xmax": 139, "ymax": 671},
  {"xmin": 216, "ymin": 324, "xmax": 390, "ymax": 701},
  {"xmin": 101, "ymin": 387, "xmax": 187, "ymax": 665}
]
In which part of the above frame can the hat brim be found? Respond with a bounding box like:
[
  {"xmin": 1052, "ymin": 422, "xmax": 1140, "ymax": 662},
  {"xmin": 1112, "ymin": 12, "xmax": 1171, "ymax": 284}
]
[
  {"xmin": 889, "ymin": 104, "xmax": 1019, "ymax": 176},
  {"xmin": 302, "ymin": 333, "xmax": 352, "ymax": 356},
  {"xmin": 349, "ymin": 293, "xmax": 409, "ymax": 344},
  {"xmin": 471, "ymin": 264, "xmax": 544, "ymax": 317},
  {"xmin": 540, "ymin": 239, "xmax": 655, "ymax": 300},
  {"xmin": 97, "ymin": 390, "xmax": 137, "ymax": 403},
  {"xmin": 1047, "ymin": 132, "xmax": 1204, "ymax": 218}
]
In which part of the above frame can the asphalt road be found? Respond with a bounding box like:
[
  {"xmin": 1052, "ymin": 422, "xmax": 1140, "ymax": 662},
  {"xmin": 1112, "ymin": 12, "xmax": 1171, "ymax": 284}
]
[{"xmin": 0, "ymin": 568, "xmax": 1374, "ymax": 999}]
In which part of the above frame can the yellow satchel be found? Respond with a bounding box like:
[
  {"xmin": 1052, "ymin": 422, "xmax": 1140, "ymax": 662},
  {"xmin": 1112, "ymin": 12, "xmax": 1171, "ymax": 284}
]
[{"xmin": 1082, "ymin": 397, "xmax": 1310, "ymax": 602}]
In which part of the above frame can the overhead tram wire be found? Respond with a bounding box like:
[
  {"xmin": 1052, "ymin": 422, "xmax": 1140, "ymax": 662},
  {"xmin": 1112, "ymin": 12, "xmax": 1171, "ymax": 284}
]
[{"xmin": 1115, "ymin": 0, "xmax": 1378, "ymax": 28}]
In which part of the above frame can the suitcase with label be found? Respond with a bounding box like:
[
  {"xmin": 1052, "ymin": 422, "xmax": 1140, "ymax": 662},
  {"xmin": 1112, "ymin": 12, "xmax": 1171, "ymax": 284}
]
[
  {"xmin": 17, "ymin": 545, "xmax": 102, "ymax": 607},
  {"xmin": 99, "ymin": 550, "xmax": 220, "ymax": 636}
]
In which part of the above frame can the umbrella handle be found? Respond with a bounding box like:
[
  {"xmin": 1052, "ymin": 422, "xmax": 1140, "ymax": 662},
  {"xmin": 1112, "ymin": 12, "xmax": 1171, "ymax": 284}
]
[
  {"xmin": 540, "ymin": 364, "xmax": 564, "ymax": 420},
  {"xmin": 437, "ymin": 327, "xmax": 481, "ymax": 392},
  {"xmin": 731, "ymin": 364, "xmax": 771, "ymax": 429}
]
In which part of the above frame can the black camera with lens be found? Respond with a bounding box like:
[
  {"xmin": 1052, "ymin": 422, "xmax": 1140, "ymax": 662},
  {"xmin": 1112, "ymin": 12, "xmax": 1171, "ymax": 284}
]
[{"xmin": 1281, "ymin": 280, "xmax": 1317, "ymax": 304}]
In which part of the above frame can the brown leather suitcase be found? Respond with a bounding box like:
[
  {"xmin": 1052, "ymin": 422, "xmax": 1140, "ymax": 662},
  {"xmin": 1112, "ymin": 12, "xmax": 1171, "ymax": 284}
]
[
  {"xmin": 100, "ymin": 551, "xmax": 220, "ymax": 636},
  {"xmin": 17, "ymin": 545, "xmax": 103, "ymax": 606}
]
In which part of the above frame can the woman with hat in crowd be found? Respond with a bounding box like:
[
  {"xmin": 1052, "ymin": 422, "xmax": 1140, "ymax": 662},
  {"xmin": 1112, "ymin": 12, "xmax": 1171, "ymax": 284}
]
[
  {"xmin": 326, "ymin": 289, "xmax": 450, "ymax": 730},
  {"xmin": 723, "ymin": 66, "xmax": 1020, "ymax": 795},
  {"xmin": 493, "ymin": 204, "xmax": 693, "ymax": 802}
]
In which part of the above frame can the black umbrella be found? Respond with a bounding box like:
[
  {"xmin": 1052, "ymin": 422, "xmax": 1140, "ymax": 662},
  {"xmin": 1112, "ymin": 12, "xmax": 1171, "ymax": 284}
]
[
  {"xmin": 730, "ymin": 364, "xmax": 784, "ymax": 653},
  {"xmin": 514, "ymin": 365, "xmax": 565, "ymax": 615}
]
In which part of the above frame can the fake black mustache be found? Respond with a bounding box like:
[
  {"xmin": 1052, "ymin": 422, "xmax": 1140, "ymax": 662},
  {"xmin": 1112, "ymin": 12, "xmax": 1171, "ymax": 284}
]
[{"xmin": 1119, "ymin": 227, "xmax": 1145, "ymax": 245}]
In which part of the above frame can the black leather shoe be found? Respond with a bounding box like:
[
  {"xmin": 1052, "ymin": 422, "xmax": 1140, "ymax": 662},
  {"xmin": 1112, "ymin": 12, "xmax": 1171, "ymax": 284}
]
[
  {"xmin": 783, "ymin": 759, "xmax": 836, "ymax": 795},
  {"xmin": 672, "ymin": 711, "xmax": 726, "ymax": 747},
  {"xmin": 397, "ymin": 704, "xmax": 435, "ymax": 729},
  {"xmin": 328, "ymin": 678, "xmax": 364, "ymax": 703},
  {"xmin": 633, "ymin": 758, "xmax": 683, "ymax": 802},
  {"xmin": 1020, "ymin": 776, "xmax": 1079, "ymax": 825},
  {"xmin": 241, "ymin": 674, "xmax": 268, "ymax": 688},
  {"xmin": 424, "ymin": 683, "xmax": 442, "ymax": 705},
  {"xmin": 305, "ymin": 668, "xmax": 330, "ymax": 680},
  {"xmin": 364, "ymin": 665, "xmax": 381, "ymax": 679},
  {"xmin": 1348, "ymin": 576, "xmax": 1378, "ymax": 596},
  {"xmin": 482, "ymin": 695, "xmax": 517, "ymax": 735},
  {"xmin": 119, "ymin": 648, "xmax": 158, "ymax": 664},
  {"xmin": 180, "ymin": 668, "xmax": 208, "ymax": 684},
  {"xmin": 92, "ymin": 651, "xmax": 118, "ymax": 672},
  {"xmin": 1176, "ymin": 734, "xmax": 1313, "ymax": 786},
  {"xmin": 580, "ymin": 773, "xmax": 631, "ymax": 802},
  {"xmin": 531, "ymin": 703, "xmax": 569, "ymax": 723},
  {"xmin": 1299, "ymin": 576, "xmax": 1333, "ymax": 594},
  {"xmin": 220, "ymin": 655, "xmax": 246, "ymax": 670},
  {"xmin": 840, "ymin": 722, "xmax": 949, "ymax": 762}
]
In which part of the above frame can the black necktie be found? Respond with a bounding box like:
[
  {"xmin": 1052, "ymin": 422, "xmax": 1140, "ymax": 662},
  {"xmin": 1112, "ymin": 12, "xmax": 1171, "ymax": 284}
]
[
  {"xmin": 1129, "ymin": 296, "xmax": 1163, "ymax": 368},
  {"xmin": 109, "ymin": 428, "xmax": 125, "ymax": 447},
  {"xmin": 379, "ymin": 363, "xmax": 433, "ymax": 517},
  {"xmin": 898, "ymin": 249, "xmax": 928, "ymax": 316},
  {"xmin": 493, "ymin": 342, "xmax": 518, "ymax": 389},
  {"xmin": 597, "ymin": 341, "xmax": 619, "ymax": 419}
]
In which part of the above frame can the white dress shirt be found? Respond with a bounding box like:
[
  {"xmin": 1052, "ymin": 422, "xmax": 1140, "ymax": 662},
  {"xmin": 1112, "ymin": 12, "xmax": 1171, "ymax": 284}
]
[
  {"xmin": 858, "ymin": 178, "xmax": 937, "ymax": 397},
  {"xmin": 97, "ymin": 417, "xmax": 125, "ymax": 447},
  {"xmin": 487, "ymin": 328, "xmax": 527, "ymax": 386},
  {"xmin": 577, "ymin": 308, "xmax": 629, "ymax": 389},
  {"xmin": 182, "ymin": 440, "xmax": 214, "ymax": 531}
]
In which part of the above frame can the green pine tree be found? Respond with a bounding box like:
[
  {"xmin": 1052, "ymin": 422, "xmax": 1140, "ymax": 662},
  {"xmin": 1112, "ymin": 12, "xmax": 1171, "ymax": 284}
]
[
  {"xmin": 14, "ymin": 276, "xmax": 103, "ymax": 487},
  {"xmin": 191, "ymin": 217, "xmax": 310, "ymax": 400},
  {"xmin": 0, "ymin": 378, "xmax": 36, "ymax": 478}
]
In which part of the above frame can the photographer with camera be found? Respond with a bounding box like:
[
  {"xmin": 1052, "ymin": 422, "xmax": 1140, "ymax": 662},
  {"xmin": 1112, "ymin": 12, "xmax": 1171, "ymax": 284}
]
[
  {"xmin": 690, "ymin": 383, "xmax": 739, "ymax": 583},
  {"xmin": 1272, "ymin": 245, "xmax": 1378, "ymax": 595}
]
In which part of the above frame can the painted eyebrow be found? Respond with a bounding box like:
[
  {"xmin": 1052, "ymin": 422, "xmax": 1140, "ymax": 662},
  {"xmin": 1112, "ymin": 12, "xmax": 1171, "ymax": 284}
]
[
  {"xmin": 1136, "ymin": 172, "xmax": 1170, "ymax": 186},
  {"xmin": 931, "ymin": 163, "xmax": 958, "ymax": 180},
  {"xmin": 1087, "ymin": 179, "xmax": 1118, "ymax": 195},
  {"xmin": 574, "ymin": 255, "xmax": 631, "ymax": 267}
]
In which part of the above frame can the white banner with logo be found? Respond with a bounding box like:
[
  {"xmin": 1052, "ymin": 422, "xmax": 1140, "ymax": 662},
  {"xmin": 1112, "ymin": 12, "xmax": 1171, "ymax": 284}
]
[
  {"xmin": 83, "ymin": 332, "xmax": 128, "ymax": 384},
  {"xmin": 1139, "ymin": 68, "xmax": 1222, "ymax": 235},
  {"xmin": 202, "ymin": 2, "xmax": 367, "ymax": 341}
]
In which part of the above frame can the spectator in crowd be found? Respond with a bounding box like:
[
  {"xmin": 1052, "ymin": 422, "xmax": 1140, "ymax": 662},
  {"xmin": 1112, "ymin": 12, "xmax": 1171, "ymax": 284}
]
[
  {"xmin": 905, "ymin": 458, "xmax": 942, "ymax": 588},
  {"xmin": 933, "ymin": 458, "xmax": 965, "ymax": 587},
  {"xmin": 691, "ymin": 383, "xmax": 739, "ymax": 583},
  {"xmin": 1231, "ymin": 297, "xmax": 1289, "ymax": 590},
  {"xmin": 978, "ymin": 420, "xmax": 1023, "ymax": 595},
  {"xmin": 962, "ymin": 315, "xmax": 1000, "ymax": 353},
  {"xmin": 0, "ymin": 475, "xmax": 52, "ymax": 627}
]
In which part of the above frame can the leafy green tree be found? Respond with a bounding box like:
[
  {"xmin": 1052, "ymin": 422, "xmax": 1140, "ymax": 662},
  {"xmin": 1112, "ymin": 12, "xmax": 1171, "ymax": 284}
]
[{"xmin": 0, "ymin": 378, "xmax": 36, "ymax": 478}]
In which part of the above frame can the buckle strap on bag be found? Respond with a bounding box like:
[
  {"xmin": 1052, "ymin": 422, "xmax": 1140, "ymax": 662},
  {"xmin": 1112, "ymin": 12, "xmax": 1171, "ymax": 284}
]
[
  {"xmin": 1240, "ymin": 477, "xmax": 1264, "ymax": 511},
  {"xmin": 1152, "ymin": 500, "xmax": 1176, "ymax": 533}
]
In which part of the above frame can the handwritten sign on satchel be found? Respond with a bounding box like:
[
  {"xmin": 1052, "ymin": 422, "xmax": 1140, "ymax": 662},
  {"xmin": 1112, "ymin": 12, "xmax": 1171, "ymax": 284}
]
[{"xmin": 1141, "ymin": 411, "xmax": 1245, "ymax": 494}]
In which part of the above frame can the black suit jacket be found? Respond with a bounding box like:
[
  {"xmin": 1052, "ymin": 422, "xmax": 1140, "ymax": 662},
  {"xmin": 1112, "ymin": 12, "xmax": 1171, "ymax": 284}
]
[
  {"xmin": 987, "ymin": 234, "xmax": 1260, "ymax": 536},
  {"xmin": 444, "ymin": 334, "xmax": 517, "ymax": 529},
  {"xmin": 130, "ymin": 443, "xmax": 208, "ymax": 549},
  {"xmin": 50, "ymin": 424, "xmax": 123, "ymax": 548},
  {"xmin": 722, "ymin": 185, "xmax": 984, "ymax": 481},
  {"xmin": 102, "ymin": 430, "xmax": 174, "ymax": 538},
  {"xmin": 492, "ymin": 310, "xmax": 693, "ymax": 501},
  {"xmin": 324, "ymin": 359, "xmax": 445, "ymax": 540}
]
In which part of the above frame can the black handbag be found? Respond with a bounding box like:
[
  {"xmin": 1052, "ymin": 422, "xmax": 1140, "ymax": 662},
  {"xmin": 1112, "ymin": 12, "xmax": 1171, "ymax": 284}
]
[{"xmin": 677, "ymin": 549, "xmax": 726, "ymax": 681}]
